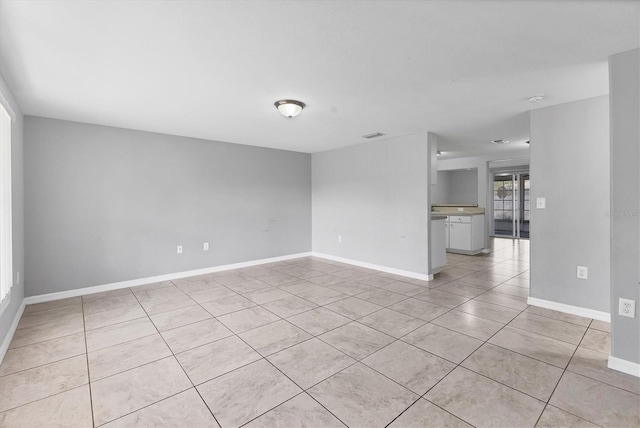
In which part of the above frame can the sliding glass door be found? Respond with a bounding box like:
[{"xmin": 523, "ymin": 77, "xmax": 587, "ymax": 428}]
[{"xmin": 492, "ymin": 172, "xmax": 530, "ymax": 239}]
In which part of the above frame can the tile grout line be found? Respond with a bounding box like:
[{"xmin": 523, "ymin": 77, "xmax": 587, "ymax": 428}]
[{"xmin": 81, "ymin": 296, "xmax": 97, "ymax": 428}]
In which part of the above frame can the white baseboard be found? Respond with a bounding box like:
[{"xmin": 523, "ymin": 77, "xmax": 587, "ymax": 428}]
[
  {"xmin": 608, "ymin": 355, "xmax": 640, "ymax": 378},
  {"xmin": 0, "ymin": 300, "xmax": 25, "ymax": 365},
  {"xmin": 482, "ymin": 248, "xmax": 491, "ymax": 254},
  {"xmin": 527, "ymin": 297, "xmax": 610, "ymax": 322},
  {"xmin": 311, "ymin": 252, "xmax": 433, "ymax": 281},
  {"xmin": 23, "ymin": 252, "xmax": 312, "ymax": 305}
]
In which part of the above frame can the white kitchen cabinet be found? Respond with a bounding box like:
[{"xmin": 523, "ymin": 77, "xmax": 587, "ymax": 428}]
[{"xmin": 445, "ymin": 214, "xmax": 484, "ymax": 255}]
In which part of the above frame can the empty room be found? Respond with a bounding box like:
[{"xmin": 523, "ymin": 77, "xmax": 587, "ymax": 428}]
[{"xmin": 0, "ymin": 1, "xmax": 638, "ymax": 427}]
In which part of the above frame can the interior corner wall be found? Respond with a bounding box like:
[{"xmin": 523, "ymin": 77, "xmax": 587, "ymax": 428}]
[
  {"xmin": 529, "ymin": 95, "xmax": 610, "ymax": 312},
  {"xmin": 312, "ymin": 133, "xmax": 430, "ymax": 276},
  {"xmin": 0, "ymin": 72, "xmax": 25, "ymax": 349},
  {"xmin": 609, "ymin": 48, "xmax": 639, "ymax": 365},
  {"xmin": 24, "ymin": 117, "xmax": 312, "ymax": 296}
]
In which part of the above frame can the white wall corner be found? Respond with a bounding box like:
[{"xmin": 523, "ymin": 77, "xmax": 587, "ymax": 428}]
[
  {"xmin": 608, "ymin": 355, "xmax": 640, "ymax": 378},
  {"xmin": 527, "ymin": 297, "xmax": 610, "ymax": 322},
  {"xmin": 0, "ymin": 299, "xmax": 25, "ymax": 365}
]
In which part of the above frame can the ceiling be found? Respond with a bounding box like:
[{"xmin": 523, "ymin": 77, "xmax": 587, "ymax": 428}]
[{"xmin": 0, "ymin": 1, "xmax": 638, "ymax": 155}]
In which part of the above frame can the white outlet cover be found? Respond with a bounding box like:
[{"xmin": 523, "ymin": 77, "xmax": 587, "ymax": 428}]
[
  {"xmin": 619, "ymin": 298, "xmax": 636, "ymax": 318},
  {"xmin": 177, "ymin": 245, "xmax": 183, "ymax": 254},
  {"xmin": 577, "ymin": 266, "xmax": 588, "ymax": 280},
  {"xmin": 338, "ymin": 235, "xmax": 342, "ymax": 243},
  {"xmin": 204, "ymin": 242, "xmax": 209, "ymax": 251},
  {"xmin": 536, "ymin": 197, "xmax": 546, "ymax": 209}
]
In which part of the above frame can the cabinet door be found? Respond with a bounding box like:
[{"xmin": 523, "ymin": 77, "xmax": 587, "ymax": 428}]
[{"xmin": 449, "ymin": 222, "xmax": 471, "ymax": 250}]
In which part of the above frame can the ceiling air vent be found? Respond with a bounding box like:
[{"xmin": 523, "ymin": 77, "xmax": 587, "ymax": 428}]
[
  {"xmin": 362, "ymin": 132, "xmax": 385, "ymax": 139},
  {"xmin": 491, "ymin": 139, "xmax": 510, "ymax": 145}
]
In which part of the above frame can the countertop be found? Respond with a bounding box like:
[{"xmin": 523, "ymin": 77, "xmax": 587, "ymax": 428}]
[
  {"xmin": 431, "ymin": 211, "xmax": 485, "ymax": 216},
  {"xmin": 431, "ymin": 215, "xmax": 447, "ymax": 220}
]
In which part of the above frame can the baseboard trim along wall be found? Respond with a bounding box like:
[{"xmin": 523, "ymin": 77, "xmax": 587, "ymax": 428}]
[
  {"xmin": 0, "ymin": 300, "xmax": 26, "ymax": 366},
  {"xmin": 608, "ymin": 355, "xmax": 640, "ymax": 378},
  {"xmin": 23, "ymin": 252, "xmax": 313, "ymax": 306},
  {"xmin": 527, "ymin": 297, "xmax": 611, "ymax": 322},
  {"xmin": 311, "ymin": 252, "xmax": 434, "ymax": 281}
]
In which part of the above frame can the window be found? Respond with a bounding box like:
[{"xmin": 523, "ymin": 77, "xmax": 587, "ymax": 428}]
[{"xmin": 0, "ymin": 101, "xmax": 12, "ymax": 305}]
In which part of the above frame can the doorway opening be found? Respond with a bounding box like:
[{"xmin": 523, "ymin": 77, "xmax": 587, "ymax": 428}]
[{"xmin": 492, "ymin": 171, "xmax": 530, "ymax": 239}]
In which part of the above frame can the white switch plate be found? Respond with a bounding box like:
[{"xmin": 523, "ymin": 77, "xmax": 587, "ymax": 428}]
[
  {"xmin": 338, "ymin": 235, "xmax": 342, "ymax": 243},
  {"xmin": 619, "ymin": 298, "xmax": 636, "ymax": 318},
  {"xmin": 576, "ymin": 266, "xmax": 588, "ymax": 280},
  {"xmin": 536, "ymin": 197, "xmax": 546, "ymax": 209},
  {"xmin": 203, "ymin": 242, "xmax": 209, "ymax": 251},
  {"xmin": 177, "ymin": 245, "xmax": 183, "ymax": 254}
]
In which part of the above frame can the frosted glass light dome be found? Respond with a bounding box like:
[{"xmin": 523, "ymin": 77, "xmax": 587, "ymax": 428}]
[{"xmin": 274, "ymin": 99, "xmax": 305, "ymax": 118}]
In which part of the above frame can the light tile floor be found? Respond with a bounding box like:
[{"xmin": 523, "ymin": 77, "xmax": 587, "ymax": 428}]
[{"xmin": 1, "ymin": 238, "xmax": 639, "ymax": 427}]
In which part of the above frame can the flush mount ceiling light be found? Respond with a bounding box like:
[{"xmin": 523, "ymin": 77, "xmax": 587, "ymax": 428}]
[
  {"xmin": 528, "ymin": 94, "xmax": 545, "ymax": 103},
  {"xmin": 274, "ymin": 99, "xmax": 305, "ymax": 118},
  {"xmin": 491, "ymin": 139, "xmax": 510, "ymax": 145}
]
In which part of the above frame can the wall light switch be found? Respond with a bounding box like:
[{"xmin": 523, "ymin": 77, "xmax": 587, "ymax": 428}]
[
  {"xmin": 536, "ymin": 197, "xmax": 546, "ymax": 209},
  {"xmin": 203, "ymin": 242, "xmax": 209, "ymax": 251},
  {"xmin": 177, "ymin": 245, "xmax": 183, "ymax": 254},
  {"xmin": 338, "ymin": 235, "xmax": 342, "ymax": 243}
]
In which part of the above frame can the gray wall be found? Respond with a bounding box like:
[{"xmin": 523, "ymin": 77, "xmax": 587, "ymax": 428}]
[
  {"xmin": 609, "ymin": 48, "xmax": 639, "ymax": 365},
  {"xmin": 312, "ymin": 133, "xmax": 431, "ymax": 275},
  {"xmin": 24, "ymin": 117, "xmax": 311, "ymax": 296},
  {"xmin": 0, "ymin": 72, "xmax": 24, "ymax": 349},
  {"xmin": 449, "ymin": 169, "xmax": 478, "ymax": 205},
  {"xmin": 433, "ymin": 171, "xmax": 452, "ymax": 204},
  {"xmin": 530, "ymin": 96, "xmax": 610, "ymax": 312}
]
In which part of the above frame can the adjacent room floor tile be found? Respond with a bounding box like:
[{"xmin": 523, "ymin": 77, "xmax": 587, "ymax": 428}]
[
  {"xmin": 149, "ymin": 304, "xmax": 212, "ymax": 331},
  {"xmin": 358, "ymin": 308, "xmax": 426, "ymax": 338},
  {"xmin": 489, "ymin": 326, "xmax": 576, "ymax": 368},
  {"xmin": 308, "ymin": 363, "xmax": 418, "ymax": 428},
  {"xmin": 461, "ymin": 343, "xmax": 564, "ymax": 401},
  {"xmin": 90, "ymin": 356, "xmax": 192, "ymax": 426},
  {"xmin": 287, "ymin": 307, "xmax": 351, "ymax": 336},
  {"xmin": 388, "ymin": 398, "xmax": 472, "ymax": 428},
  {"xmin": 456, "ymin": 299, "xmax": 521, "ymax": 324},
  {"xmin": 327, "ymin": 280, "xmax": 376, "ymax": 296},
  {"xmin": 297, "ymin": 286, "xmax": 348, "ymax": 305},
  {"xmin": 84, "ymin": 304, "xmax": 147, "ymax": 330},
  {"xmin": 176, "ymin": 335, "xmax": 261, "ymax": 385},
  {"xmin": 402, "ymin": 323, "xmax": 482, "ymax": 364},
  {"xmin": 161, "ymin": 318, "xmax": 233, "ymax": 354},
  {"xmin": 363, "ymin": 340, "xmax": 455, "ymax": 395},
  {"xmin": 217, "ymin": 306, "xmax": 280, "ymax": 333},
  {"xmin": 268, "ymin": 338, "xmax": 355, "ymax": 389},
  {"xmin": 535, "ymin": 404, "xmax": 600, "ymax": 428},
  {"xmin": 549, "ymin": 371, "xmax": 640, "ymax": 427},
  {"xmin": 102, "ymin": 388, "xmax": 218, "ymax": 427},
  {"xmin": 588, "ymin": 319, "xmax": 611, "ymax": 332},
  {"xmin": 88, "ymin": 334, "xmax": 172, "ymax": 381},
  {"xmin": 320, "ymin": 322, "xmax": 394, "ymax": 360},
  {"xmin": 567, "ymin": 346, "xmax": 640, "ymax": 395},
  {"xmin": 356, "ymin": 289, "xmax": 407, "ymax": 307},
  {"xmin": 198, "ymin": 359, "xmax": 302, "ymax": 428},
  {"xmin": 413, "ymin": 289, "xmax": 469, "ymax": 308},
  {"xmin": 239, "ymin": 320, "xmax": 312, "ymax": 356},
  {"xmin": 85, "ymin": 317, "xmax": 157, "ymax": 352},
  {"xmin": 244, "ymin": 287, "xmax": 292, "ymax": 305},
  {"xmin": 381, "ymin": 281, "xmax": 426, "ymax": 297},
  {"xmin": 244, "ymin": 393, "xmax": 346, "ymax": 428},
  {"xmin": 431, "ymin": 310, "xmax": 504, "ymax": 340},
  {"xmin": 509, "ymin": 312, "xmax": 587, "ymax": 345},
  {"xmin": 82, "ymin": 293, "xmax": 140, "ymax": 315},
  {"xmin": 199, "ymin": 294, "xmax": 256, "ymax": 316},
  {"xmin": 186, "ymin": 286, "xmax": 237, "ymax": 305},
  {"xmin": 0, "ymin": 385, "xmax": 92, "ymax": 428},
  {"xmin": 388, "ymin": 298, "xmax": 450, "ymax": 322},
  {"xmin": 473, "ymin": 291, "xmax": 528, "ymax": 310},
  {"xmin": 579, "ymin": 328, "xmax": 610, "ymax": 354},
  {"xmin": 425, "ymin": 367, "xmax": 545, "ymax": 427},
  {"xmin": 9, "ymin": 314, "xmax": 84, "ymax": 349},
  {"xmin": 23, "ymin": 297, "xmax": 82, "ymax": 315},
  {"xmin": 261, "ymin": 295, "xmax": 318, "ymax": 318},
  {"xmin": 0, "ymin": 354, "xmax": 88, "ymax": 412},
  {"xmin": 0, "ymin": 332, "xmax": 85, "ymax": 376},
  {"xmin": 324, "ymin": 297, "xmax": 383, "ymax": 320}
]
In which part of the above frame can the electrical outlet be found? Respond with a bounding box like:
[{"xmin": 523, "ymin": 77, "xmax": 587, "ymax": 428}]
[
  {"xmin": 577, "ymin": 266, "xmax": 588, "ymax": 280},
  {"xmin": 177, "ymin": 245, "xmax": 183, "ymax": 254},
  {"xmin": 203, "ymin": 242, "xmax": 209, "ymax": 251},
  {"xmin": 338, "ymin": 235, "xmax": 342, "ymax": 243},
  {"xmin": 619, "ymin": 298, "xmax": 636, "ymax": 318}
]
